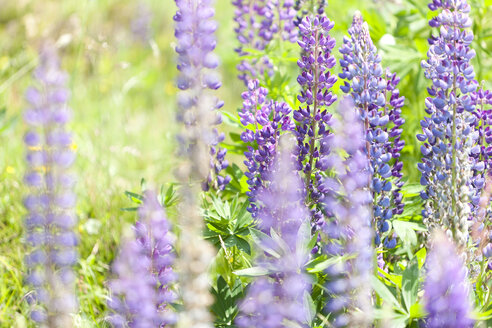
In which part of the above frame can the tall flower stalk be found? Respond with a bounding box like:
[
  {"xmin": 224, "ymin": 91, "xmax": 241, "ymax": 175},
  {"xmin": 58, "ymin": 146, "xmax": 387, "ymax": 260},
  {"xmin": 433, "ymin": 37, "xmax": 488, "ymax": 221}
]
[
  {"xmin": 322, "ymin": 98, "xmax": 373, "ymax": 327},
  {"xmin": 232, "ymin": 0, "xmax": 297, "ymax": 84},
  {"xmin": 424, "ymin": 231, "xmax": 474, "ymax": 327},
  {"xmin": 338, "ymin": 12, "xmax": 405, "ymax": 247},
  {"xmin": 418, "ymin": 0, "xmax": 479, "ymax": 246},
  {"xmin": 173, "ymin": 0, "xmax": 221, "ymax": 326},
  {"xmin": 470, "ymin": 87, "xmax": 492, "ymax": 215},
  {"xmin": 239, "ymin": 79, "xmax": 294, "ymax": 217},
  {"xmin": 23, "ymin": 44, "xmax": 78, "ymax": 327},
  {"xmin": 108, "ymin": 191, "xmax": 176, "ymax": 327},
  {"xmin": 294, "ymin": 14, "xmax": 337, "ymax": 235},
  {"xmin": 236, "ymin": 136, "xmax": 311, "ymax": 327}
]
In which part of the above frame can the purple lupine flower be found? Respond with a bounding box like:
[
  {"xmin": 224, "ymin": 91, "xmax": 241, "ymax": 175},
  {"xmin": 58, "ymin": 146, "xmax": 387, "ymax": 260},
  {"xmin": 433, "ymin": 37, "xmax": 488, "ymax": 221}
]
[
  {"xmin": 108, "ymin": 191, "xmax": 176, "ymax": 327},
  {"xmin": 418, "ymin": 0, "xmax": 479, "ymax": 246},
  {"xmin": 293, "ymin": 0, "xmax": 326, "ymax": 26},
  {"xmin": 174, "ymin": 0, "xmax": 229, "ymax": 191},
  {"xmin": 338, "ymin": 12, "xmax": 405, "ymax": 248},
  {"xmin": 321, "ymin": 98, "xmax": 373, "ymax": 327},
  {"xmin": 232, "ymin": 0, "xmax": 298, "ymax": 84},
  {"xmin": 424, "ymin": 231, "xmax": 474, "ymax": 328},
  {"xmin": 173, "ymin": 1, "xmax": 219, "ymax": 326},
  {"xmin": 470, "ymin": 87, "xmax": 492, "ymax": 214},
  {"xmin": 23, "ymin": 43, "xmax": 78, "ymax": 327},
  {"xmin": 131, "ymin": 2, "xmax": 153, "ymax": 43},
  {"xmin": 236, "ymin": 136, "xmax": 311, "ymax": 328},
  {"xmin": 294, "ymin": 14, "xmax": 337, "ymax": 235},
  {"xmin": 239, "ymin": 79, "xmax": 294, "ymax": 217}
]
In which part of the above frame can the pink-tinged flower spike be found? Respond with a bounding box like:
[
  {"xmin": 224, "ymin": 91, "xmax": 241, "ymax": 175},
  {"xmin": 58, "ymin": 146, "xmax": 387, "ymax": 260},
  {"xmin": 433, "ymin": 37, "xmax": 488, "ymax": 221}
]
[
  {"xmin": 232, "ymin": 0, "xmax": 297, "ymax": 84},
  {"xmin": 236, "ymin": 135, "xmax": 312, "ymax": 328},
  {"xmin": 321, "ymin": 98, "xmax": 373, "ymax": 327},
  {"xmin": 424, "ymin": 230, "xmax": 474, "ymax": 328},
  {"xmin": 173, "ymin": 0, "xmax": 219, "ymax": 326},
  {"xmin": 294, "ymin": 14, "xmax": 337, "ymax": 239},
  {"xmin": 23, "ymin": 43, "xmax": 78, "ymax": 327},
  {"xmin": 418, "ymin": 0, "xmax": 479, "ymax": 246},
  {"xmin": 239, "ymin": 79, "xmax": 294, "ymax": 217},
  {"xmin": 174, "ymin": 0, "xmax": 230, "ymax": 192},
  {"xmin": 339, "ymin": 12, "xmax": 405, "ymax": 248},
  {"xmin": 108, "ymin": 191, "xmax": 176, "ymax": 327}
]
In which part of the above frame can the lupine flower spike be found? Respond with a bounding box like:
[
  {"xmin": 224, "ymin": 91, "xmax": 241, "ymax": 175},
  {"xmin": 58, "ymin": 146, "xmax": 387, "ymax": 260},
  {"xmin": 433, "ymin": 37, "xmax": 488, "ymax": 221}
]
[
  {"xmin": 24, "ymin": 43, "xmax": 78, "ymax": 327},
  {"xmin": 107, "ymin": 191, "xmax": 176, "ymax": 327},
  {"xmin": 339, "ymin": 11, "xmax": 405, "ymax": 248},
  {"xmin": 236, "ymin": 135, "xmax": 311, "ymax": 328},
  {"xmin": 424, "ymin": 230, "xmax": 474, "ymax": 328},
  {"xmin": 322, "ymin": 98, "xmax": 373, "ymax": 327},
  {"xmin": 233, "ymin": 0, "xmax": 298, "ymax": 84},
  {"xmin": 174, "ymin": 0, "xmax": 230, "ymax": 192},
  {"xmin": 418, "ymin": 0, "xmax": 479, "ymax": 246},
  {"xmin": 174, "ymin": 0, "xmax": 222, "ymax": 326},
  {"xmin": 239, "ymin": 79, "xmax": 294, "ymax": 217},
  {"xmin": 294, "ymin": 14, "xmax": 337, "ymax": 236},
  {"xmin": 470, "ymin": 87, "xmax": 492, "ymax": 215}
]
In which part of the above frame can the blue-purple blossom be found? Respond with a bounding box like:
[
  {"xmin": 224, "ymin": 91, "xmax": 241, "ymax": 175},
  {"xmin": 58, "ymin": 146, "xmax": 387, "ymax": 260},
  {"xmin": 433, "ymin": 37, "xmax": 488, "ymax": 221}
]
[
  {"xmin": 470, "ymin": 87, "xmax": 492, "ymax": 215},
  {"xmin": 294, "ymin": 14, "xmax": 337, "ymax": 235},
  {"xmin": 108, "ymin": 191, "xmax": 176, "ymax": 327},
  {"xmin": 321, "ymin": 98, "xmax": 373, "ymax": 327},
  {"xmin": 236, "ymin": 137, "xmax": 311, "ymax": 328},
  {"xmin": 338, "ymin": 12, "xmax": 405, "ymax": 248},
  {"xmin": 418, "ymin": 0, "xmax": 479, "ymax": 245},
  {"xmin": 293, "ymin": 0, "xmax": 326, "ymax": 26},
  {"xmin": 23, "ymin": 43, "xmax": 78, "ymax": 327},
  {"xmin": 174, "ymin": 0, "xmax": 229, "ymax": 191},
  {"xmin": 233, "ymin": 0, "xmax": 297, "ymax": 84},
  {"xmin": 424, "ymin": 231, "xmax": 474, "ymax": 328},
  {"xmin": 239, "ymin": 79, "xmax": 294, "ymax": 217}
]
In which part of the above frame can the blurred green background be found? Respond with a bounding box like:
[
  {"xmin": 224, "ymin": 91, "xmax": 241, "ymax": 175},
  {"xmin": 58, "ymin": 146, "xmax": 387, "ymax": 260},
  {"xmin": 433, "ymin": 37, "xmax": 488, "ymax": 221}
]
[{"xmin": 0, "ymin": 0, "xmax": 490, "ymax": 326}]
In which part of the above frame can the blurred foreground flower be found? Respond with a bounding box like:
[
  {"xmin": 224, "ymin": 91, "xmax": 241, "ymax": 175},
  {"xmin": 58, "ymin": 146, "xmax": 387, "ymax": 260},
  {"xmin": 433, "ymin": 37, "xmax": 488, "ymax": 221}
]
[
  {"xmin": 108, "ymin": 191, "xmax": 176, "ymax": 327},
  {"xmin": 23, "ymin": 43, "xmax": 78, "ymax": 327},
  {"xmin": 424, "ymin": 230, "xmax": 474, "ymax": 328}
]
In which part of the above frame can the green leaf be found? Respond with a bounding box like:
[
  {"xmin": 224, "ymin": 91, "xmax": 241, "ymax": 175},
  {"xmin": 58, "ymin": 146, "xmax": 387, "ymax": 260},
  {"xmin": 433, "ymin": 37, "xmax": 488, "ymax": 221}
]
[
  {"xmin": 302, "ymin": 291, "xmax": 316, "ymax": 325},
  {"xmin": 414, "ymin": 247, "xmax": 427, "ymax": 269},
  {"xmin": 211, "ymin": 276, "xmax": 243, "ymax": 325},
  {"xmin": 371, "ymin": 276, "xmax": 401, "ymax": 309},
  {"xmin": 233, "ymin": 266, "xmax": 269, "ymax": 277},
  {"xmin": 393, "ymin": 220, "xmax": 427, "ymax": 246},
  {"xmin": 402, "ymin": 258, "xmax": 419, "ymax": 312}
]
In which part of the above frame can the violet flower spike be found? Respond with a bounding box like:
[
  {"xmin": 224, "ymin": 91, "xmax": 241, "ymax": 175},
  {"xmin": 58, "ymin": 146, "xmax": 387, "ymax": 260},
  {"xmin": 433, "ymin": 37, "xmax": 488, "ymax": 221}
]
[
  {"xmin": 470, "ymin": 87, "xmax": 492, "ymax": 215},
  {"xmin": 232, "ymin": 0, "xmax": 298, "ymax": 84},
  {"xmin": 239, "ymin": 79, "xmax": 294, "ymax": 217},
  {"xmin": 294, "ymin": 14, "xmax": 337, "ymax": 236},
  {"xmin": 321, "ymin": 98, "xmax": 374, "ymax": 327},
  {"xmin": 24, "ymin": 43, "xmax": 78, "ymax": 328},
  {"xmin": 174, "ymin": 0, "xmax": 230, "ymax": 192},
  {"xmin": 424, "ymin": 231, "xmax": 474, "ymax": 328},
  {"xmin": 108, "ymin": 191, "xmax": 176, "ymax": 327},
  {"xmin": 173, "ymin": 0, "xmax": 220, "ymax": 326},
  {"xmin": 338, "ymin": 11, "xmax": 406, "ymax": 248},
  {"xmin": 23, "ymin": 44, "xmax": 78, "ymax": 328},
  {"xmin": 236, "ymin": 136, "xmax": 311, "ymax": 328},
  {"xmin": 418, "ymin": 0, "xmax": 479, "ymax": 246}
]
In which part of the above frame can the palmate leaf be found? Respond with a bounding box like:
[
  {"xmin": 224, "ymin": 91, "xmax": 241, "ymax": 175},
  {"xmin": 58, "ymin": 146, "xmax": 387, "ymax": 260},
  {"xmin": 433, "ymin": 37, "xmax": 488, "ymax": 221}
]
[{"xmin": 211, "ymin": 276, "xmax": 244, "ymax": 327}]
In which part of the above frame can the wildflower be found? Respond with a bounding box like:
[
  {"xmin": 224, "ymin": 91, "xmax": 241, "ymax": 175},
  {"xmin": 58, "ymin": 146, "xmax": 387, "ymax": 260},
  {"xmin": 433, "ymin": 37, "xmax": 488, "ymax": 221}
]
[
  {"xmin": 108, "ymin": 191, "xmax": 176, "ymax": 327},
  {"xmin": 294, "ymin": 14, "xmax": 337, "ymax": 234},
  {"xmin": 424, "ymin": 231, "xmax": 474, "ymax": 328},
  {"xmin": 236, "ymin": 136, "xmax": 311, "ymax": 327},
  {"xmin": 418, "ymin": 0, "xmax": 479, "ymax": 246},
  {"xmin": 24, "ymin": 43, "xmax": 78, "ymax": 327},
  {"xmin": 339, "ymin": 11, "xmax": 405, "ymax": 247},
  {"xmin": 239, "ymin": 79, "xmax": 294, "ymax": 217},
  {"xmin": 322, "ymin": 98, "xmax": 373, "ymax": 327}
]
